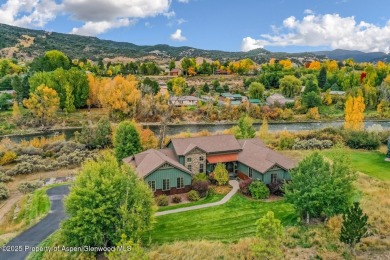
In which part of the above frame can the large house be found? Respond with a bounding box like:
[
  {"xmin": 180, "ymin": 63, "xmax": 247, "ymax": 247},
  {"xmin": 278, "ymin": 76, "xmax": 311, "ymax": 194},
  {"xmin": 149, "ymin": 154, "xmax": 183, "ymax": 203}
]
[{"xmin": 123, "ymin": 135, "xmax": 295, "ymax": 195}]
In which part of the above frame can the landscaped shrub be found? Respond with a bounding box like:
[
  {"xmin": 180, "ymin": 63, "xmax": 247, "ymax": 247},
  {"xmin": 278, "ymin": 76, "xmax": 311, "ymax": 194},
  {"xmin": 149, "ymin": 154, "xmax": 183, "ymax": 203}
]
[
  {"xmin": 239, "ymin": 178, "xmax": 253, "ymax": 196},
  {"xmin": 192, "ymin": 180, "xmax": 209, "ymax": 198},
  {"xmin": 0, "ymin": 183, "xmax": 9, "ymax": 200},
  {"xmin": 0, "ymin": 171, "xmax": 12, "ymax": 182},
  {"xmin": 187, "ymin": 190, "xmax": 200, "ymax": 201},
  {"xmin": 155, "ymin": 195, "xmax": 169, "ymax": 206},
  {"xmin": 292, "ymin": 138, "xmax": 333, "ymax": 150},
  {"xmin": 0, "ymin": 151, "xmax": 17, "ymax": 165},
  {"xmin": 268, "ymin": 180, "xmax": 284, "ymax": 195},
  {"xmin": 214, "ymin": 163, "xmax": 229, "ymax": 186},
  {"xmin": 249, "ymin": 181, "xmax": 270, "ymax": 199},
  {"xmin": 345, "ymin": 131, "xmax": 380, "ymax": 150},
  {"xmin": 17, "ymin": 180, "xmax": 43, "ymax": 194},
  {"xmin": 171, "ymin": 195, "xmax": 182, "ymax": 203},
  {"xmin": 193, "ymin": 173, "xmax": 208, "ymax": 182}
]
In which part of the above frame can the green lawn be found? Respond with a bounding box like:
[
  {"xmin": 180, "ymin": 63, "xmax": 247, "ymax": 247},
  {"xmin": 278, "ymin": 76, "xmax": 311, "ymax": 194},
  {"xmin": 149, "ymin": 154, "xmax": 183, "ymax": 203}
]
[
  {"xmin": 322, "ymin": 149, "xmax": 390, "ymax": 181},
  {"xmin": 150, "ymin": 195, "xmax": 297, "ymax": 244},
  {"xmin": 158, "ymin": 193, "xmax": 225, "ymax": 212}
]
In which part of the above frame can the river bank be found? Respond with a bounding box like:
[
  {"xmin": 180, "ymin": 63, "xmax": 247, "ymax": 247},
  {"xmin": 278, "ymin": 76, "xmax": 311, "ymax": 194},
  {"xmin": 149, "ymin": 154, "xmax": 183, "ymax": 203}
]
[{"xmin": 1, "ymin": 119, "xmax": 390, "ymax": 143}]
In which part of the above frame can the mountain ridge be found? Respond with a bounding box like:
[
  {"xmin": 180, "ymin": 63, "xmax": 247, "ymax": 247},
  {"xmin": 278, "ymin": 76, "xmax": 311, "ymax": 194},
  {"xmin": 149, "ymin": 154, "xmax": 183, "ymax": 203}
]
[{"xmin": 0, "ymin": 23, "xmax": 387, "ymax": 63}]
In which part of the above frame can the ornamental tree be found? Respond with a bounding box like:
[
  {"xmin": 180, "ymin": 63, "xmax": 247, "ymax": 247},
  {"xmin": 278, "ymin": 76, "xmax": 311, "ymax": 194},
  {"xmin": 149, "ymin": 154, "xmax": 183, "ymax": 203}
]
[{"xmin": 214, "ymin": 163, "xmax": 229, "ymax": 186}]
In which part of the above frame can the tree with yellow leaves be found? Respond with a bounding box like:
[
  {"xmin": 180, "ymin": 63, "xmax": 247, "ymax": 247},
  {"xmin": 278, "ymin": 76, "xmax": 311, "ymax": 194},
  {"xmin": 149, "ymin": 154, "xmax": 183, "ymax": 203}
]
[
  {"xmin": 99, "ymin": 75, "xmax": 140, "ymax": 117},
  {"xmin": 279, "ymin": 59, "xmax": 293, "ymax": 69},
  {"xmin": 23, "ymin": 85, "xmax": 60, "ymax": 127},
  {"xmin": 12, "ymin": 101, "xmax": 21, "ymax": 122},
  {"xmin": 344, "ymin": 93, "xmax": 365, "ymax": 131},
  {"xmin": 324, "ymin": 60, "xmax": 339, "ymax": 72},
  {"xmin": 323, "ymin": 90, "xmax": 333, "ymax": 106}
]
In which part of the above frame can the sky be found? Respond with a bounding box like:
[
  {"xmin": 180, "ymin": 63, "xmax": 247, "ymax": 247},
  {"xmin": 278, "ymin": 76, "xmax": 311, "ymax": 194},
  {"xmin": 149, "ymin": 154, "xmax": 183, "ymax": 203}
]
[{"xmin": 1, "ymin": 0, "xmax": 390, "ymax": 53}]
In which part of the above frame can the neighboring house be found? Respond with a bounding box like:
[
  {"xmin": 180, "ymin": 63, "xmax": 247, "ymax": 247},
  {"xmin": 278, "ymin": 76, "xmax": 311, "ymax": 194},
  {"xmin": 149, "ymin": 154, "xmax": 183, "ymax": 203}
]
[
  {"xmin": 249, "ymin": 99, "xmax": 261, "ymax": 105},
  {"xmin": 169, "ymin": 96, "xmax": 199, "ymax": 106},
  {"xmin": 266, "ymin": 93, "xmax": 294, "ymax": 106},
  {"xmin": 329, "ymin": 91, "xmax": 346, "ymax": 96},
  {"xmin": 123, "ymin": 135, "xmax": 295, "ymax": 195},
  {"xmin": 170, "ymin": 68, "xmax": 182, "ymax": 76},
  {"xmin": 215, "ymin": 69, "xmax": 228, "ymax": 75}
]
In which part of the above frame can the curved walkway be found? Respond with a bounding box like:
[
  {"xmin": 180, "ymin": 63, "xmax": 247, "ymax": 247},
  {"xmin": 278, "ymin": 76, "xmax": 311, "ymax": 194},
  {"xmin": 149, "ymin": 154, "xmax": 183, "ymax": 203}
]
[
  {"xmin": 156, "ymin": 180, "xmax": 239, "ymax": 216},
  {"xmin": 0, "ymin": 185, "xmax": 69, "ymax": 260}
]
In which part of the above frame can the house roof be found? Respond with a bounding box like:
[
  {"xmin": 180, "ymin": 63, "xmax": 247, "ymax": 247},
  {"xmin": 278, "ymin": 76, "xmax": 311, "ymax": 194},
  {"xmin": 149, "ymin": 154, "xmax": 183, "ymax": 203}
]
[
  {"xmin": 169, "ymin": 135, "xmax": 242, "ymax": 156},
  {"xmin": 169, "ymin": 96, "xmax": 199, "ymax": 102},
  {"xmin": 237, "ymin": 139, "xmax": 296, "ymax": 173},
  {"xmin": 266, "ymin": 93, "xmax": 294, "ymax": 105},
  {"xmin": 123, "ymin": 149, "xmax": 192, "ymax": 178},
  {"xmin": 249, "ymin": 99, "xmax": 260, "ymax": 104}
]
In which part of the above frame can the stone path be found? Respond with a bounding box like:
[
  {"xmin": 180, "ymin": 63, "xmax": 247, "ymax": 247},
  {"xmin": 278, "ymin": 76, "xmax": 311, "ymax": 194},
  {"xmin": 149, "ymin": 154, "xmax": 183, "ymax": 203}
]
[{"xmin": 156, "ymin": 180, "xmax": 239, "ymax": 216}]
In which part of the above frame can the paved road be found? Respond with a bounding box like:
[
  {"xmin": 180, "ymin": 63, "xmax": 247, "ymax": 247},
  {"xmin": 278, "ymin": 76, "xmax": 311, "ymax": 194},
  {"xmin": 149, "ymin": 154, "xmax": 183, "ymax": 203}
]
[
  {"xmin": 156, "ymin": 180, "xmax": 239, "ymax": 216},
  {"xmin": 0, "ymin": 185, "xmax": 69, "ymax": 260}
]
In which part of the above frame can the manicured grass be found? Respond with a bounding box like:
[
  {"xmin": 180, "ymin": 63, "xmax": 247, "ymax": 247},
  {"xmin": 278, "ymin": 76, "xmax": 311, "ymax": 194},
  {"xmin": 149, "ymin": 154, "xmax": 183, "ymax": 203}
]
[
  {"xmin": 158, "ymin": 193, "xmax": 225, "ymax": 212},
  {"xmin": 322, "ymin": 149, "xmax": 390, "ymax": 181},
  {"xmin": 150, "ymin": 194, "xmax": 297, "ymax": 244}
]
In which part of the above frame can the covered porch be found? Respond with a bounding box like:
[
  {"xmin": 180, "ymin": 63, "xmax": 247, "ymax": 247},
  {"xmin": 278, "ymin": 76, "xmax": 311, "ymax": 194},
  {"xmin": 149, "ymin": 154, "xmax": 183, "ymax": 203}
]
[{"xmin": 206, "ymin": 154, "xmax": 238, "ymax": 179}]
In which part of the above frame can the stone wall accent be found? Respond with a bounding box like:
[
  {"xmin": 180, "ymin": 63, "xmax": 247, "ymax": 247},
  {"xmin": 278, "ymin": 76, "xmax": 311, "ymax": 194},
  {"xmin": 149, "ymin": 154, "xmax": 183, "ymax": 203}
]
[{"xmin": 184, "ymin": 148, "xmax": 206, "ymax": 175}]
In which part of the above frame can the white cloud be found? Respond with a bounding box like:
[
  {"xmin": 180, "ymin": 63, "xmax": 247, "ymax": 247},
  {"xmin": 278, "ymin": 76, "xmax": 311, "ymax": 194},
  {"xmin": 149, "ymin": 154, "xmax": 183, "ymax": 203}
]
[
  {"xmin": 178, "ymin": 0, "xmax": 190, "ymax": 3},
  {"xmin": 304, "ymin": 9, "xmax": 314, "ymax": 15},
  {"xmin": 241, "ymin": 13, "xmax": 390, "ymax": 53},
  {"xmin": 0, "ymin": 0, "xmax": 61, "ymax": 28},
  {"xmin": 170, "ymin": 29, "xmax": 186, "ymax": 41},
  {"xmin": 0, "ymin": 0, "xmax": 175, "ymax": 36},
  {"xmin": 71, "ymin": 19, "xmax": 136, "ymax": 36}
]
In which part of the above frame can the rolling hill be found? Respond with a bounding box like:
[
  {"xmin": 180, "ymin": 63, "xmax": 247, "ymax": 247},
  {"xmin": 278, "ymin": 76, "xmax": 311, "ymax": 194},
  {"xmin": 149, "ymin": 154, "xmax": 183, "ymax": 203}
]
[{"xmin": 0, "ymin": 23, "xmax": 387, "ymax": 63}]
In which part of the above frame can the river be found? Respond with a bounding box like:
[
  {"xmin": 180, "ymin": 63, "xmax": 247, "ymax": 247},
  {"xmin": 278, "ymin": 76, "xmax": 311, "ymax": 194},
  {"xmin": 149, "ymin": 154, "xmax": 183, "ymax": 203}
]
[{"xmin": 2, "ymin": 120, "xmax": 390, "ymax": 143}]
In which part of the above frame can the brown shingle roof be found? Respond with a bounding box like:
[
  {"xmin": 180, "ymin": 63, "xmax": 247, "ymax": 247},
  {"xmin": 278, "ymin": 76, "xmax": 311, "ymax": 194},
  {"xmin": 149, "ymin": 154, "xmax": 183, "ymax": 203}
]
[
  {"xmin": 123, "ymin": 149, "xmax": 192, "ymax": 178},
  {"xmin": 238, "ymin": 139, "xmax": 296, "ymax": 173},
  {"xmin": 169, "ymin": 135, "xmax": 242, "ymax": 155}
]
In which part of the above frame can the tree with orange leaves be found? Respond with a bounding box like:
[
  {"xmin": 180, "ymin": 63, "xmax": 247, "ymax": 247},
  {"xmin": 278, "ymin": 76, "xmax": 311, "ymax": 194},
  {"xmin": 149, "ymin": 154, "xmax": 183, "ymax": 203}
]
[
  {"xmin": 344, "ymin": 93, "xmax": 365, "ymax": 131},
  {"xmin": 308, "ymin": 61, "xmax": 321, "ymax": 70}
]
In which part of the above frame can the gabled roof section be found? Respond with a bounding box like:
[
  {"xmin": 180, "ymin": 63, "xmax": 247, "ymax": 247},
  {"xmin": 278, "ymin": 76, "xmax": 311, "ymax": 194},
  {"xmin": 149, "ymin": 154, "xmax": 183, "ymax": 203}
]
[
  {"xmin": 238, "ymin": 138, "xmax": 296, "ymax": 173},
  {"xmin": 169, "ymin": 135, "xmax": 242, "ymax": 156},
  {"xmin": 123, "ymin": 149, "xmax": 192, "ymax": 178},
  {"xmin": 183, "ymin": 144, "xmax": 207, "ymax": 155}
]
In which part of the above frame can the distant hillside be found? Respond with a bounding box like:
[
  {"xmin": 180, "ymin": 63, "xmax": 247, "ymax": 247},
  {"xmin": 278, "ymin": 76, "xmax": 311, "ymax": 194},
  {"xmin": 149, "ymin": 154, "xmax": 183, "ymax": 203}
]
[
  {"xmin": 0, "ymin": 23, "xmax": 318, "ymax": 63},
  {"xmin": 314, "ymin": 49, "xmax": 390, "ymax": 62}
]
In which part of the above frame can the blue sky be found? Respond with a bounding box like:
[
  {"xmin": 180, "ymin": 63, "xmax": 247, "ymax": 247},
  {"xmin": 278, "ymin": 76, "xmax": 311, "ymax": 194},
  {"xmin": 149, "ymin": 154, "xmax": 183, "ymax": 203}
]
[{"xmin": 1, "ymin": 0, "xmax": 390, "ymax": 53}]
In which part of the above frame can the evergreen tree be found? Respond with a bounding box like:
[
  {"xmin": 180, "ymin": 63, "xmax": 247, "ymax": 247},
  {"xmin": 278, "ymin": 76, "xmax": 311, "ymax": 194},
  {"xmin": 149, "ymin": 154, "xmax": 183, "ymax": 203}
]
[
  {"xmin": 387, "ymin": 137, "xmax": 390, "ymax": 159},
  {"xmin": 114, "ymin": 121, "xmax": 142, "ymax": 161},
  {"xmin": 202, "ymin": 83, "xmax": 210, "ymax": 93},
  {"xmin": 94, "ymin": 117, "xmax": 112, "ymax": 148},
  {"xmin": 318, "ymin": 66, "xmax": 327, "ymax": 89},
  {"xmin": 340, "ymin": 202, "xmax": 368, "ymax": 254},
  {"xmin": 11, "ymin": 75, "xmax": 23, "ymax": 103},
  {"xmin": 252, "ymin": 211, "xmax": 284, "ymax": 259}
]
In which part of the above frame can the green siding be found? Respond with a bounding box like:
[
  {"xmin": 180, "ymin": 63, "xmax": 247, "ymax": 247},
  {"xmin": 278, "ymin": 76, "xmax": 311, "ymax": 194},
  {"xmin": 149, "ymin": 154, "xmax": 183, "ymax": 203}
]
[
  {"xmin": 237, "ymin": 162, "xmax": 290, "ymax": 184},
  {"xmin": 145, "ymin": 167, "xmax": 191, "ymax": 190},
  {"xmin": 237, "ymin": 162, "xmax": 263, "ymax": 181},
  {"xmin": 179, "ymin": 156, "xmax": 185, "ymax": 165}
]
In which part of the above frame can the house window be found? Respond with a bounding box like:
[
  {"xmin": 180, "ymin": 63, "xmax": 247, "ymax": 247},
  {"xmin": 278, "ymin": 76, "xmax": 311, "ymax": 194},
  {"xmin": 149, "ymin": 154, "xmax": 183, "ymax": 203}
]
[
  {"xmin": 199, "ymin": 156, "xmax": 204, "ymax": 161},
  {"xmin": 271, "ymin": 173, "xmax": 278, "ymax": 183},
  {"xmin": 148, "ymin": 181, "xmax": 156, "ymax": 192},
  {"xmin": 199, "ymin": 163, "xmax": 204, "ymax": 173},
  {"xmin": 177, "ymin": 177, "xmax": 184, "ymax": 189},
  {"xmin": 249, "ymin": 168, "xmax": 253, "ymax": 178},
  {"xmin": 162, "ymin": 179, "xmax": 170, "ymax": 191},
  {"xmin": 187, "ymin": 157, "xmax": 192, "ymax": 163},
  {"xmin": 187, "ymin": 164, "xmax": 192, "ymax": 171}
]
